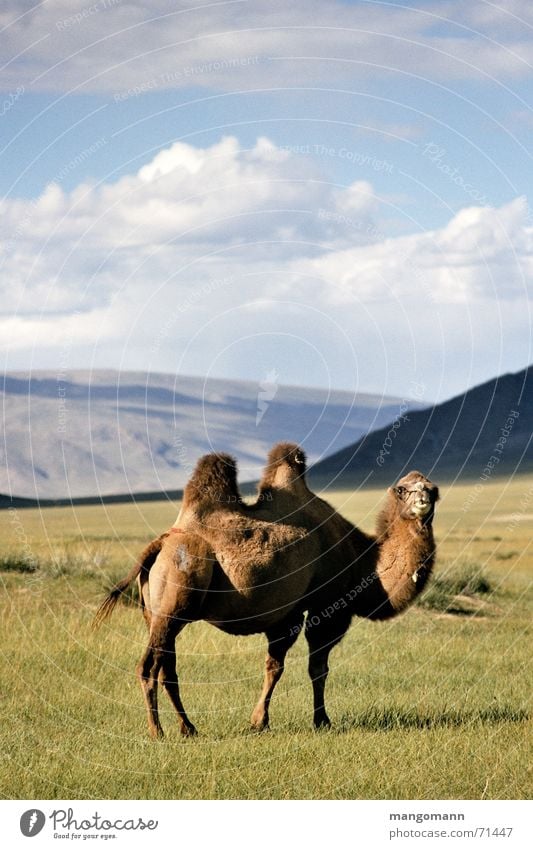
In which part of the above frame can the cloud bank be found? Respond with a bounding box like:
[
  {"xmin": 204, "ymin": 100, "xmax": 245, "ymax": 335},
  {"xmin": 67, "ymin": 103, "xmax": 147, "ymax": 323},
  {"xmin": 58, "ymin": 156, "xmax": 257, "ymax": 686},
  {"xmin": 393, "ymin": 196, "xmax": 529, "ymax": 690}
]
[
  {"xmin": 2, "ymin": 0, "xmax": 533, "ymax": 95},
  {"xmin": 1, "ymin": 135, "xmax": 531, "ymax": 399}
]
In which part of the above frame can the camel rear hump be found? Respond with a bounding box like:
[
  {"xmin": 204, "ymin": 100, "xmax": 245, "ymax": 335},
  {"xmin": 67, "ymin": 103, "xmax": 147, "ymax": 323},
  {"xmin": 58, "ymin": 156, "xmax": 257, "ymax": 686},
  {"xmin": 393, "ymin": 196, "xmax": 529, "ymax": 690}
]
[{"xmin": 253, "ymin": 441, "xmax": 310, "ymax": 505}]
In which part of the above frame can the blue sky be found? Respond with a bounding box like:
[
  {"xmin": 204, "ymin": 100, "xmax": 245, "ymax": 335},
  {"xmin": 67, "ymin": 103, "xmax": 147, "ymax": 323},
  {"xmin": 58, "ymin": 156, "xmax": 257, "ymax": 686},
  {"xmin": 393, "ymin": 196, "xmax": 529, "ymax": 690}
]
[{"xmin": 1, "ymin": 0, "xmax": 532, "ymax": 402}]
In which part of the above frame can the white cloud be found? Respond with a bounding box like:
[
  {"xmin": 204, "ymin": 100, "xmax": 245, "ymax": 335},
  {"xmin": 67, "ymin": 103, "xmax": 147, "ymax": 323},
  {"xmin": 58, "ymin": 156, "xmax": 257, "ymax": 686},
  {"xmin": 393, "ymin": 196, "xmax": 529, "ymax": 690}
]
[
  {"xmin": 1, "ymin": 0, "xmax": 532, "ymax": 96},
  {"xmin": 0, "ymin": 308, "xmax": 116, "ymax": 351},
  {"xmin": 0, "ymin": 135, "xmax": 380, "ymax": 316},
  {"xmin": 2, "ymin": 136, "xmax": 532, "ymax": 315},
  {"xmin": 1, "ymin": 135, "xmax": 531, "ymax": 399},
  {"xmin": 300, "ymin": 196, "xmax": 533, "ymax": 304}
]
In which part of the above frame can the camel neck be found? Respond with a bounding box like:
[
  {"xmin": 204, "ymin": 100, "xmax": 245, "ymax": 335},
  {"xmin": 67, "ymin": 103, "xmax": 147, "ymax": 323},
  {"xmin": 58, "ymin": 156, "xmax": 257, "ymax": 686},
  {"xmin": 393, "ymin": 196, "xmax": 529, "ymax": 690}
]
[{"xmin": 375, "ymin": 515, "xmax": 436, "ymax": 613}]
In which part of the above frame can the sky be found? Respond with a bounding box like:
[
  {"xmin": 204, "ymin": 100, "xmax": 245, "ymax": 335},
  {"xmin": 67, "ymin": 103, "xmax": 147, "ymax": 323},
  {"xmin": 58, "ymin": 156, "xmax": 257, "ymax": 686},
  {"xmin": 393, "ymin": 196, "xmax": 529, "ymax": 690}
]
[{"xmin": 1, "ymin": 0, "xmax": 532, "ymax": 403}]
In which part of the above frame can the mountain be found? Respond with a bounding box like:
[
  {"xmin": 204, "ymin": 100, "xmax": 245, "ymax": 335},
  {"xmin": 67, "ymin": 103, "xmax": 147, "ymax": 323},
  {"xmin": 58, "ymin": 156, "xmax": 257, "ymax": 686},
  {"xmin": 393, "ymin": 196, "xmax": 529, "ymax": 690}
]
[
  {"xmin": 309, "ymin": 366, "xmax": 532, "ymax": 488},
  {"xmin": 0, "ymin": 370, "xmax": 422, "ymax": 501}
]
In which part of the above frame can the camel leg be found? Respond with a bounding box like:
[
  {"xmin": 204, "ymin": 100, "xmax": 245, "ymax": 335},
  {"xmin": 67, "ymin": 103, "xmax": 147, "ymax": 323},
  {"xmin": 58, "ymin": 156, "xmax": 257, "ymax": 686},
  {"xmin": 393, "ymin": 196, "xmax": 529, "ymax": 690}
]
[
  {"xmin": 136, "ymin": 614, "xmax": 178, "ymax": 739},
  {"xmin": 137, "ymin": 642, "xmax": 166, "ymax": 739},
  {"xmin": 250, "ymin": 616, "xmax": 303, "ymax": 731},
  {"xmin": 160, "ymin": 638, "xmax": 197, "ymax": 737},
  {"xmin": 307, "ymin": 646, "xmax": 332, "ymax": 729},
  {"xmin": 306, "ymin": 612, "xmax": 351, "ymax": 729}
]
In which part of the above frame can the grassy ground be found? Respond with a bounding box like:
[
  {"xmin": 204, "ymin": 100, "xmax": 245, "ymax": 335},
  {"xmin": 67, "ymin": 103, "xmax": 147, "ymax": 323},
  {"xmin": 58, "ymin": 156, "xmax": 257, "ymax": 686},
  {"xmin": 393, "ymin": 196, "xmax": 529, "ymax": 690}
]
[{"xmin": 1, "ymin": 475, "xmax": 531, "ymax": 799}]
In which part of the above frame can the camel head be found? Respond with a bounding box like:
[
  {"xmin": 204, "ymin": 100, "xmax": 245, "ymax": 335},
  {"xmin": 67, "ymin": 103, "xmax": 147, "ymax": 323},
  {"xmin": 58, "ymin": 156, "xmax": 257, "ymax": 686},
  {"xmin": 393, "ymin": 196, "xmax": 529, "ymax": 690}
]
[{"xmin": 390, "ymin": 471, "xmax": 439, "ymax": 523}]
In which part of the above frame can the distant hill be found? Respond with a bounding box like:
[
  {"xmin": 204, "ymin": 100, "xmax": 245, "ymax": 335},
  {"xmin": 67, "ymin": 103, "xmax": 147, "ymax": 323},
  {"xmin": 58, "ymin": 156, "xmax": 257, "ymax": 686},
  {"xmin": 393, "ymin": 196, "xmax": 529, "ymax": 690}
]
[
  {"xmin": 0, "ymin": 370, "xmax": 421, "ymax": 501},
  {"xmin": 310, "ymin": 366, "xmax": 532, "ymax": 488}
]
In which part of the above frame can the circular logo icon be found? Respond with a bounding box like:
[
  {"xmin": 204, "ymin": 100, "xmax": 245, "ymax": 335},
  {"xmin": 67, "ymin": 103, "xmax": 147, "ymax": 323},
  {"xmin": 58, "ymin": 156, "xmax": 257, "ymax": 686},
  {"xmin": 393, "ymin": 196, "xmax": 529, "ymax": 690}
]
[{"xmin": 20, "ymin": 810, "xmax": 46, "ymax": 837}]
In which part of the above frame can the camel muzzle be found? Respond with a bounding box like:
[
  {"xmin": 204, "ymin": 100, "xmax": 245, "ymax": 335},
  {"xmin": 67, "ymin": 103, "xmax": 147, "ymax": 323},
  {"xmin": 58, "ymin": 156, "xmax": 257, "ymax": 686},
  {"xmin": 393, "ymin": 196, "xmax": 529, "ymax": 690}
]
[{"xmin": 412, "ymin": 498, "xmax": 431, "ymax": 517}]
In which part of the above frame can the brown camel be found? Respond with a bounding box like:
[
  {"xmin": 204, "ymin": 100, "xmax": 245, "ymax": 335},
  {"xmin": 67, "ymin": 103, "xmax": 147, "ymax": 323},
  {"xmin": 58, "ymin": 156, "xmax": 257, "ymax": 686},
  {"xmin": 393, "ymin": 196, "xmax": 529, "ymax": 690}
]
[{"xmin": 94, "ymin": 443, "xmax": 439, "ymax": 737}]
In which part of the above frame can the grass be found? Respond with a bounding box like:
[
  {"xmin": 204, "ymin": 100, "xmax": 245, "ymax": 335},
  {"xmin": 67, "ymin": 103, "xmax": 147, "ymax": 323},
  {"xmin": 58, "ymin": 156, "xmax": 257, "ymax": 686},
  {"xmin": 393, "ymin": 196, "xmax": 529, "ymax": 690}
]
[
  {"xmin": 417, "ymin": 561, "xmax": 492, "ymax": 613},
  {"xmin": 0, "ymin": 542, "xmax": 110, "ymax": 577},
  {"xmin": 0, "ymin": 475, "xmax": 531, "ymax": 799},
  {"xmin": 0, "ymin": 554, "xmax": 38, "ymax": 573}
]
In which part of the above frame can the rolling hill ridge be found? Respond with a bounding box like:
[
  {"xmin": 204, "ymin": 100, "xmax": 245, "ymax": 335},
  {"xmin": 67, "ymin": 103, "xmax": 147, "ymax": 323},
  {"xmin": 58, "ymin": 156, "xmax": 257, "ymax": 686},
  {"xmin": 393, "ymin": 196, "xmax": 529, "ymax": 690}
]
[{"xmin": 310, "ymin": 366, "xmax": 532, "ymax": 488}]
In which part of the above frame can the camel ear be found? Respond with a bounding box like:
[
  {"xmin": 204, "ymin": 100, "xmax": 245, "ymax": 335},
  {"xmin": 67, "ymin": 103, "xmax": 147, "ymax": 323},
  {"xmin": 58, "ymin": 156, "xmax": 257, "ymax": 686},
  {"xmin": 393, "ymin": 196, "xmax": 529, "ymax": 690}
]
[
  {"xmin": 432, "ymin": 485, "xmax": 440, "ymax": 502},
  {"xmin": 294, "ymin": 449, "xmax": 306, "ymax": 466}
]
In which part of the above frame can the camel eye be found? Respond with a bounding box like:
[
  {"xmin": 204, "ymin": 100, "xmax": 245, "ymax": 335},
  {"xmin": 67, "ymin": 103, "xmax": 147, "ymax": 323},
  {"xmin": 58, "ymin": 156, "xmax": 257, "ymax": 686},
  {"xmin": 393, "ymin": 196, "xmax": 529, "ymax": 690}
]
[{"xmin": 395, "ymin": 486, "xmax": 406, "ymax": 499}]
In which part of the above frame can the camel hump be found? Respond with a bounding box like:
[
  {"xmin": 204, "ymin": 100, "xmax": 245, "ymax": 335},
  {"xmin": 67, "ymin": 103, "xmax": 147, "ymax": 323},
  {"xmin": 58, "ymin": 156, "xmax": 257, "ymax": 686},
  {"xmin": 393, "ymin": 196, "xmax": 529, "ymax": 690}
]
[
  {"xmin": 266, "ymin": 442, "xmax": 307, "ymax": 476},
  {"xmin": 252, "ymin": 441, "xmax": 309, "ymax": 502},
  {"xmin": 182, "ymin": 452, "xmax": 241, "ymax": 511}
]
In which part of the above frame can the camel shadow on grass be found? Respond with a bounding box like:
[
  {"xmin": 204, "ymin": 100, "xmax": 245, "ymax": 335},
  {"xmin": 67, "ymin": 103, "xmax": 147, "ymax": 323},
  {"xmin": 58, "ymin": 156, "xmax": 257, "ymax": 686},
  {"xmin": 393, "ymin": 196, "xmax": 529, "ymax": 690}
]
[{"xmin": 335, "ymin": 704, "xmax": 529, "ymax": 733}]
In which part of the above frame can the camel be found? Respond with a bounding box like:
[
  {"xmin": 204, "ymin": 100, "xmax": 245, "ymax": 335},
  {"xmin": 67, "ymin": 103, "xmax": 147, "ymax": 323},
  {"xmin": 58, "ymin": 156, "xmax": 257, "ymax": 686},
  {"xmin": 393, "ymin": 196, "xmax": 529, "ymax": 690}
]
[{"xmin": 94, "ymin": 443, "xmax": 439, "ymax": 738}]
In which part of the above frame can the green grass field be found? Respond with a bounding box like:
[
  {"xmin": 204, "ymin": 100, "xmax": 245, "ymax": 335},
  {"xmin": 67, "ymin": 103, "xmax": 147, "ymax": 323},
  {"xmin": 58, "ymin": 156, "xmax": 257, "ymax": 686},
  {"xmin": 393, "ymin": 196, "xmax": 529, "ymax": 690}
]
[{"xmin": 1, "ymin": 476, "xmax": 531, "ymax": 799}]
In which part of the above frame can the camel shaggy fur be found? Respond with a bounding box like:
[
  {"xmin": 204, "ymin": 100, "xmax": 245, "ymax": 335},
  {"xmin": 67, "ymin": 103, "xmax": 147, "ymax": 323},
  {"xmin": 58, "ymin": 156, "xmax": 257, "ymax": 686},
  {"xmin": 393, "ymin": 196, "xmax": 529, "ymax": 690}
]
[{"xmin": 94, "ymin": 443, "xmax": 439, "ymax": 737}]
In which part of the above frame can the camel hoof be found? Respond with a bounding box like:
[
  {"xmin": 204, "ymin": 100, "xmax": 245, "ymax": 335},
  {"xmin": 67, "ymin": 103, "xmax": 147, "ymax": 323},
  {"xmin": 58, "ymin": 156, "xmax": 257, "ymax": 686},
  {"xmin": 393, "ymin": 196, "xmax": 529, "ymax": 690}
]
[
  {"xmin": 250, "ymin": 707, "xmax": 270, "ymax": 731},
  {"xmin": 250, "ymin": 721, "xmax": 270, "ymax": 733}
]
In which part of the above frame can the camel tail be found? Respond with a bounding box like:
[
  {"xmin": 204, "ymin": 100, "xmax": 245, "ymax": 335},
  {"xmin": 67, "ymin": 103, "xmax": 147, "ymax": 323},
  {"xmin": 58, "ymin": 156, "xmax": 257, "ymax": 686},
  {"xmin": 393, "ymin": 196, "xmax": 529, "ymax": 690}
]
[{"xmin": 92, "ymin": 533, "xmax": 168, "ymax": 629}]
